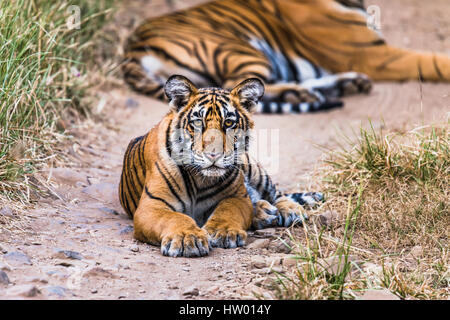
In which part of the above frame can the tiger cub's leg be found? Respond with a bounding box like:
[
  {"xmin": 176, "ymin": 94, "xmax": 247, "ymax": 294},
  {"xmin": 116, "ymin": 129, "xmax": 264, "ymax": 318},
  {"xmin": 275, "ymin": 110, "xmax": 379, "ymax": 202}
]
[
  {"xmin": 252, "ymin": 192, "xmax": 325, "ymax": 228},
  {"xmin": 243, "ymin": 156, "xmax": 326, "ymax": 229},
  {"xmin": 252, "ymin": 200, "xmax": 279, "ymax": 229},
  {"xmin": 251, "ymin": 196, "xmax": 311, "ymax": 229},
  {"xmin": 133, "ymin": 197, "xmax": 210, "ymax": 257},
  {"xmin": 203, "ymin": 197, "xmax": 253, "ymax": 249}
]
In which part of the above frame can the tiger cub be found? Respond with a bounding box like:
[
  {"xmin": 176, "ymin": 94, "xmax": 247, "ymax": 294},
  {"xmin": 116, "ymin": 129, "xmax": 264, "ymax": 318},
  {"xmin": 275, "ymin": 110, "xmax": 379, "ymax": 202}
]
[
  {"xmin": 122, "ymin": 0, "xmax": 450, "ymax": 113},
  {"xmin": 119, "ymin": 75, "xmax": 322, "ymax": 257}
]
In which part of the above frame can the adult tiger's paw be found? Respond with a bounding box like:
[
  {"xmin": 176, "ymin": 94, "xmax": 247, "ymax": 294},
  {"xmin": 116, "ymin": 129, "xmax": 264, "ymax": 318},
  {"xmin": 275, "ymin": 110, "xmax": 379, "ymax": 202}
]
[
  {"xmin": 203, "ymin": 225, "xmax": 247, "ymax": 249},
  {"xmin": 252, "ymin": 199, "xmax": 278, "ymax": 229},
  {"xmin": 337, "ymin": 72, "xmax": 372, "ymax": 96},
  {"xmin": 274, "ymin": 196, "xmax": 308, "ymax": 227},
  {"xmin": 161, "ymin": 228, "xmax": 210, "ymax": 258},
  {"xmin": 281, "ymin": 86, "xmax": 324, "ymax": 104}
]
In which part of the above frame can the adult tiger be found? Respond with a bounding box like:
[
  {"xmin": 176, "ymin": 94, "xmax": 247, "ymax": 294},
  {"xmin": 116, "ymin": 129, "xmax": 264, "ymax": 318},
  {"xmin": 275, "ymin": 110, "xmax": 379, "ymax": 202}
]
[
  {"xmin": 119, "ymin": 75, "xmax": 323, "ymax": 257},
  {"xmin": 122, "ymin": 0, "xmax": 450, "ymax": 113}
]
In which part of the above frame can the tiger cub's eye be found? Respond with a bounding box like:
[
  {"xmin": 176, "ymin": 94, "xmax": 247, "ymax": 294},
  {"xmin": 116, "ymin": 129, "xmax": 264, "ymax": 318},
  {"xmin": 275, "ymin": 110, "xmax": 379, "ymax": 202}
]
[
  {"xmin": 224, "ymin": 119, "xmax": 234, "ymax": 127},
  {"xmin": 191, "ymin": 119, "xmax": 202, "ymax": 127}
]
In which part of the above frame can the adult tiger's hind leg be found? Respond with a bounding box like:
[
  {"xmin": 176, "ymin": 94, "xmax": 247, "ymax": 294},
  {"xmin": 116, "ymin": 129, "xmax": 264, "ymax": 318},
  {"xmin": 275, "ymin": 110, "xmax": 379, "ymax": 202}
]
[
  {"xmin": 220, "ymin": 49, "xmax": 342, "ymax": 113},
  {"xmin": 122, "ymin": 57, "xmax": 167, "ymax": 100}
]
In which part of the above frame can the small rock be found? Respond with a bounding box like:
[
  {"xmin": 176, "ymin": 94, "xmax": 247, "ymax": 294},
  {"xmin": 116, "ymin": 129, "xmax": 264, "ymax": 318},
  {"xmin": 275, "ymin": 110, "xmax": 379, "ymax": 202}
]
[
  {"xmin": 317, "ymin": 255, "xmax": 360, "ymax": 275},
  {"xmin": 4, "ymin": 251, "xmax": 32, "ymax": 266},
  {"xmin": 119, "ymin": 225, "xmax": 134, "ymax": 235},
  {"xmin": 48, "ymin": 168, "xmax": 86, "ymax": 186},
  {"xmin": 0, "ymin": 244, "xmax": 7, "ymax": 254},
  {"xmin": 87, "ymin": 177, "xmax": 101, "ymax": 185},
  {"xmin": 251, "ymin": 257, "xmax": 267, "ymax": 269},
  {"xmin": 168, "ymin": 285, "xmax": 179, "ymax": 290},
  {"xmin": 262, "ymin": 291, "xmax": 275, "ymax": 300},
  {"xmin": 75, "ymin": 181, "xmax": 88, "ymax": 188},
  {"xmin": 99, "ymin": 207, "xmax": 119, "ymax": 215},
  {"xmin": 0, "ymin": 206, "xmax": 14, "ymax": 218},
  {"xmin": 46, "ymin": 269, "xmax": 69, "ymax": 280},
  {"xmin": 316, "ymin": 210, "xmax": 340, "ymax": 227},
  {"xmin": 362, "ymin": 262, "xmax": 383, "ymax": 277},
  {"xmin": 6, "ymin": 284, "xmax": 40, "ymax": 297},
  {"xmin": 139, "ymin": 289, "xmax": 146, "ymax": 294},
  {"xmin": 84, "ymin": 267, "xmax": 116, "ymax": 279},
  {"xmin": 409, "ymin": 246, "xmax": 423, "ymax": 259},
  {"xmin": 24, "ymin": 276, "xmax": 48, "ymax": 284},
  {"xmin": 53, "ymin": 249, "xmax": 83, "ymax": 260},
  {"xmin": 360, "ymin": 289, "xmax": 400, "ymax": 300},
  {"xmin": 125, "ymin": 98, "xmax": 139, "ymax": 109},
  {"xmin": 254, "ymin": 228, "xmax": 276, "ymax": 237},
  {"xmin": 55, "ymin": 261, "xmax": 74, "ymax": 267},
  {"xmin": 0, "ymin": 270, "xmax": 10, "ymax": 285},
  {"xmin": 269, "ymin": 266, "xmax": 283, "ymax": 274},
  {"xmin": 0, "ymin": 262, "xmax": 11, "ymax": 271},
  {"xmin": 130, "ymin": 244, "xmax": 139, "ymax": 252},
  {"xmin": 253, "ymin": 268, "xmax": 270, "ymax": 275},
  {"xmin": 282, "ymin": 257, "xmax": 299, "ymax": 268},
  {"xmin": 252, "ymin": 277, "xmax": 266, "ymax": 287},
  {"xmin": 205, "ymin": 285, "xmax": 220, "ymax": 295},
  {"xmin": 247, "ymin": 239, "xmax": 271, "ymax": 249},
  {"xmin": 43, "ymin": 286, "xmax": 72, "ymax": 298},
  {"xmin": 91, "ymin": 289, "xmax": 98, "ymax": 294},
  {"xmin": 115, "ymin": 264, "xmax": 130, "ymax": 270},
  {"xmin": 183, "ymin": 286, "xmax": 199, "ymax": 296},
  {"xmin": 268, "ymin": 239, "xmax": 292, "ymax": 253}
]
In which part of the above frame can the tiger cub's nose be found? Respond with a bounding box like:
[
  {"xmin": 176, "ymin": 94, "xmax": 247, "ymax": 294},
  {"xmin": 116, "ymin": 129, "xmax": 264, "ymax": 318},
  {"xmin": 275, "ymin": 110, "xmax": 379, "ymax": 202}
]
[{"xmin": 204, "ymin": 152, "xmax": 222, "ymax": 162}]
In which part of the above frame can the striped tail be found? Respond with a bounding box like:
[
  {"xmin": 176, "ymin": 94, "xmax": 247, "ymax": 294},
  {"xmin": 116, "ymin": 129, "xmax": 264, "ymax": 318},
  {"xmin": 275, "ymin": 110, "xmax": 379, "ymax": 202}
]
[{"xmin": 255, "ymin": 100, "xmax": 343, "ymax": 114}]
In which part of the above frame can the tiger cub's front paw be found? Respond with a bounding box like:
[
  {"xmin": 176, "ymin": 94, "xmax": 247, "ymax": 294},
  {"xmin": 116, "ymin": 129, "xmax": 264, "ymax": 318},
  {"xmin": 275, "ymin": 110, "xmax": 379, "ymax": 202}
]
[
  {"xmin": 161, "ymin": 227, "xmax": 210, "ymax": 258},
  {"xmin": 203, "ymin": 225, "xmax": 247, "ymax": 249},
  {"xmin": 252, "ymin": 200, "xmax": 278, "ymax": 229},
  {"xmin": 274, "ymin": 196, "xmax": 307, "ymax": 227}
]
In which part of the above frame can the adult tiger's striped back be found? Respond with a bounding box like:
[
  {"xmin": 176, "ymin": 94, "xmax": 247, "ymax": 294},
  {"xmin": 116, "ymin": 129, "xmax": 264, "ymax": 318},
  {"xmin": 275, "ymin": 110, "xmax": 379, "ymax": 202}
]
[{"xmin": 122, "ymin": 0, "xmax": 450, "ymax": 114}]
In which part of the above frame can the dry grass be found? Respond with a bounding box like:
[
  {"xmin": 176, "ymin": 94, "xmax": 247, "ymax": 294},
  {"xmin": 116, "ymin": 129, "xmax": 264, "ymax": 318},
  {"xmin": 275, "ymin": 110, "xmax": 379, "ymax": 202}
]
[
  {"xmin": 271, "ymin": 120, "xmax": 449, "ymax": 300},
  {"xmin": 0, "ymin": 0, "xmax": 118, "ymax": 205}
]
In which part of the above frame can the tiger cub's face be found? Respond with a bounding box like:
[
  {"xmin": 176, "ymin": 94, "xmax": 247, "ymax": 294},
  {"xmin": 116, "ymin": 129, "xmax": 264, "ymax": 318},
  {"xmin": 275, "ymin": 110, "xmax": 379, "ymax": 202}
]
[{"xmin": 165, "ymin": 75, "xmax": 264, "ymax": 177}]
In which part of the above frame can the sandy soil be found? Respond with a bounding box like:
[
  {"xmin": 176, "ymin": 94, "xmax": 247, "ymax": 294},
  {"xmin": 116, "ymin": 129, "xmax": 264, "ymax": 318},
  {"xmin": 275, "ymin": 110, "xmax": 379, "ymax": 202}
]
[{"xmin": 0, "ymin": 0, "xmax": 449, "ymax": 300}]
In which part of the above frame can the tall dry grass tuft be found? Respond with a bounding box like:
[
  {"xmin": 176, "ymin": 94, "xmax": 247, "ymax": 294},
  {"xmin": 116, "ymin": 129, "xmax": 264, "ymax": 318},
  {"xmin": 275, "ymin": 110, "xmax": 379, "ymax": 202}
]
[
  {"xmin": 0, "ymin": 0, "xmax": 117, "ymax": 202},
  {"xmin": 272, "ymin": 121, "xmax": 449, "ymax": 300}
]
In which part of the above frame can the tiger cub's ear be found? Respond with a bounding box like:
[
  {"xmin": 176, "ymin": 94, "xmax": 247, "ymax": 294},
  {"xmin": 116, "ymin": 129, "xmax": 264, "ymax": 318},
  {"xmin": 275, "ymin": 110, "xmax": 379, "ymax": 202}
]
[
  {"xmin": 164, "ymin": 75, "xmax": 198, "ymax": 111},
  {"xmin": 231, "ymin": 78, "xmax": 265, "ymax": 112}
]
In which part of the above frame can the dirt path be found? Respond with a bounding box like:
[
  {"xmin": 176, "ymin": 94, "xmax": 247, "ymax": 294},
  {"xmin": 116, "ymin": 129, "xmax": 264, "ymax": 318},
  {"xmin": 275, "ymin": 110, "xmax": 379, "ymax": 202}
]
[{"xmin": 0, "ymin": 0, "xmax": 449, "ymax": 300}]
